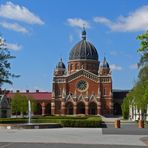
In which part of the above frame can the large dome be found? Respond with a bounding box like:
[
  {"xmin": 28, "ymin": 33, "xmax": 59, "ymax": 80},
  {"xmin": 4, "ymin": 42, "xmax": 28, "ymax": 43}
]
[{"xmin": 69, "ymin": 29, "xmax": 98, "ymax": 61}]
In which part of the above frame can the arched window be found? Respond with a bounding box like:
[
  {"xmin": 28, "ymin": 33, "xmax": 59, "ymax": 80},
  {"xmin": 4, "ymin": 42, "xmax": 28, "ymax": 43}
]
[
  {"xmin": 104, "ymin": 87, "xmax": 106, "ymax": 95},
  {"xmin": 77, "ymin": 102, "xmax": 85, "ymax": 114},
  {"xmin": 75, "ymin": 63, "xmax": 79, "ymax": 70},
  {"xmin": 70, "ymin": 64, "xmax": 73, "ymax": 71},
  {"xmin": 65, "ymin": 102, "xmax": 73, "ymax": 115},
  {"xmin": 89, "ymin": 102, "xmax": 97, "ymax": 115}
]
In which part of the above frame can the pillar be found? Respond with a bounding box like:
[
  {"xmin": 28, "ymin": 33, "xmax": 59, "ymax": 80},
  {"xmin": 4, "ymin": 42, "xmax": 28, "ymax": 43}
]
[
  {"xmin": 73, "ymin": 104, "xmax": 77, "ymax": 115},
  {"xmin": 61, "ymin": 102, "xmax": 65, "ymax": 115},
  {"xmin": 97, "ymin": 102, "xmax": 101, "ymax": 115},
  {"xmin": 85, "ymin": 104, "xmax": 88, "ymax": 115},
  {"xmin": 51, "ymin": 101, "xmax": 55, "ymax": 115},
  {"xmin": 109, "ymin": 99, "xmax": 113, "ymax": 115},
  {"xmin": 114, "ymin": 119, "xmax": 120, "ymax": 128},
  {"xmin": 41, "ymin": 102, "xmax": 45, "ymax": 116}
]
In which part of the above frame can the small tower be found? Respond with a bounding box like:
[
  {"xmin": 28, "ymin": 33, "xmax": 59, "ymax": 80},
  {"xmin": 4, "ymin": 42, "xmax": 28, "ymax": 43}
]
[
  {"xmin": 99, "ymin": 57, "xmax": 110, "ymax": 75},
  {"xmin": 54, "ymin": 58, "xmax": 66, "ymax": 76}
]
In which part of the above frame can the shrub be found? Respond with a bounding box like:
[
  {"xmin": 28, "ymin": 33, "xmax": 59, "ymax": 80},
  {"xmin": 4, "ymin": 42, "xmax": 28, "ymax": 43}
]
[
  {"xmin": 0, "ymin": 116, "xmax": 102, "ymax": 127},
  {"xmin": 61, "ymin": 119, "xmax": 101, "ymax": 127},
  {"xmin": 32, "ymin": 115, "xmax": 88, "ymax": 120},
  {"xmin": 0, "ymin": 118, "xmax": 27, "ymax": 124}
]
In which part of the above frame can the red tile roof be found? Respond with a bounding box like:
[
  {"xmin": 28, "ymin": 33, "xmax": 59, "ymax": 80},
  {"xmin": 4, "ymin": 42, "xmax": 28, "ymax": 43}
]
[{"xmin": 7, "ymin": 92, "xmax": 52, "ymax": 101}]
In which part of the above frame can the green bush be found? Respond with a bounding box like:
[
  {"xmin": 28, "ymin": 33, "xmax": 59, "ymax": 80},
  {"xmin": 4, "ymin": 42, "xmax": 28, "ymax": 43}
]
[
  {"xmin": 61, "ymin": 119, "xmax": 101, "ymax": 127},
  {"xmin": 32, "ymin": 115, "xmax": 88, "ymax": 120},
  {"xmin": 0, "ymin": 118, "xmax": 27, "ymax": 124},
  {"xmin": 31, "ymin": 119, "xmax": 62, "ymax": 123},
  {"xmin": 86, "ymin": 116, "xmax": 102, "ymax": 121},
  {"xmin": 0, "ymin": 116, "xmax": 102, "ymax": 127}
]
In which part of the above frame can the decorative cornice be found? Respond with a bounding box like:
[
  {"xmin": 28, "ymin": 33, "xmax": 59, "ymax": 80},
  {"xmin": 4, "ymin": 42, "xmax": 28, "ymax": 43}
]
[{"xmin": 68, "ymin": 59, "xmax": 99, "ymax": 63}]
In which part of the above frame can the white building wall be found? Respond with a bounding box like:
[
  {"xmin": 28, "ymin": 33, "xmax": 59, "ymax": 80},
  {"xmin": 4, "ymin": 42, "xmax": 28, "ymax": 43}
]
[{"xmin": 129, "ymin": 105, "xmax": 148, "ymax": 121}]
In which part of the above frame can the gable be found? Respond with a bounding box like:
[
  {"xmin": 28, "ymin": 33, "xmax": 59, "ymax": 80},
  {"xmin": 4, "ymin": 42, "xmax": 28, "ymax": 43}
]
[{"xmin": 67, "ymin": 69, "xmax": 99, "ymax": 83}]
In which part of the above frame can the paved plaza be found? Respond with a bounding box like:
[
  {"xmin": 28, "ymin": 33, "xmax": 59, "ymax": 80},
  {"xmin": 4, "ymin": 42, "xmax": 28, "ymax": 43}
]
[
  {"xmin": 0, "ymin": 126, "xmax": 147, "ymax": 148},
  {"xmin": 0, "ymin": 142, "xmax": 147, "ymax": 148}
]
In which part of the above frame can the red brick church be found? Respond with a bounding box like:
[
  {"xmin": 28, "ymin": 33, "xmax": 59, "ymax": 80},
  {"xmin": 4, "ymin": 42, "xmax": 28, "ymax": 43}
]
[
  {"xmin": 5, "ymin": 29, "xmax": 128, "ymax": 117},
  {"xmin": 51, "ymin": 28, "xmax": 113, "ymax": 116}
]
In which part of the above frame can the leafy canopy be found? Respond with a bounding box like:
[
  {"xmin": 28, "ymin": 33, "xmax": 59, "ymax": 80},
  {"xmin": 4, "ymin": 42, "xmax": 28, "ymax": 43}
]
[
  {"xmin": 0, "ymin": 36, "xmax": 19, "ymax": 88},
  {"xmin": 122, "ymin": 31, "xmax": 148, "ymax": 119}
]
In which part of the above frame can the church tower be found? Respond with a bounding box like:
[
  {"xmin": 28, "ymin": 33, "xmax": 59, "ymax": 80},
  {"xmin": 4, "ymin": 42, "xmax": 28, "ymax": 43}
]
[{"xmin": 51, "ymin": 28, "xmax": 113, "ymax": 116}]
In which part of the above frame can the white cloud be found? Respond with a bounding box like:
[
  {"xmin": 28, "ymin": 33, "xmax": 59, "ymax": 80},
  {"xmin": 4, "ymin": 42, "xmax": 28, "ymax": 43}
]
[
  {"xmin": 110, "ymin": 64, "xmax": 122, "ymax": 71},
  {"xmin": 0, "ymin": 1, "xmax": 44, "ymax": 25},
  {"xmin": 67, "ymin": 18, "xmax": 90, "ymax": 28},
  {"xmin": 94, "ymin": 17, "xmax": 111, "ymax": 26},
  {"xmin": 6, "ymin": 43, "xmax": 22, "ymax": 51},
  {"xmin": 0, "ymin": 21, "xmax": 28, "ymax": 33},
  {"xmin": 129, "ymin": 64, "xmax": 138, "ymax": 69},
  {"xmin": 94, "ymin": 5, "xmax": 148, "ymax": 32}
]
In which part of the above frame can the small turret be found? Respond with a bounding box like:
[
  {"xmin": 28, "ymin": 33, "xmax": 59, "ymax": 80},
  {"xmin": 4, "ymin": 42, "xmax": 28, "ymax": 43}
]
[
  {"xmin": 99, "ymin": 57, "xmax": 110, "ymax": 75},
  {"xmin": 54, "ymin": 58, "xmax": 66, "ymax": 76}
]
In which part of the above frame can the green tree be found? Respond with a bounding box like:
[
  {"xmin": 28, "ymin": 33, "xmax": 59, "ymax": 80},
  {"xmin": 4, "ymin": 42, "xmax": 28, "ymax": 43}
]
[
  {"xmin": 11, "ymin": 93, "xmax": 28, "ymax": 117},
  {"xmin": 20, "ymin": 95, "xmax": 28, "ymax": 117},
  {"xmin": 11, "ymin": 93, "xmax": 22, "ymax": 117},
  {"xmin": 11, "ymin": 93, "xmax": 37, "ymax": 118},
  {"xmin": 122, "ymin": 31, "xmax": 148, "ymax": 119},
  {"xmin": 137, "ymin": 30, "xmax": 148, "ymax": 52},
  {"xmin": 0, "ymin": 36, "xmax": 19, "ymax": 89},
  {"xmin": 136, "ymin": 31, "xmax": 148, "ymax": 115}
]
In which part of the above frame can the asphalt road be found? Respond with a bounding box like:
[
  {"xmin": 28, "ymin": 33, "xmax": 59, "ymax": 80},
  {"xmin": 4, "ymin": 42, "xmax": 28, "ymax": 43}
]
[
  {"xmin": 103, "ymin": 123, "xmax": 148, "ymax": 135},
  {"xmin": 0, "ymin": 143, "xmax": 147, "ymax": 148}
]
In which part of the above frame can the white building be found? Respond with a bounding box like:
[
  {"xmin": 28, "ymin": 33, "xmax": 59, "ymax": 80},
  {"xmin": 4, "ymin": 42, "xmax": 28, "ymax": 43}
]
[{"xmin": 129, "ymin": 105, "xmax": 148, "ymax": 121}]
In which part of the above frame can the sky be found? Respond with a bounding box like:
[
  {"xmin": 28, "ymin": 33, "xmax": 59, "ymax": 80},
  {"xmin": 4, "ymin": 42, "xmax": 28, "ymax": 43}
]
[{"xmin": 1, "ymin": 0, "xmax": 148, "ymax": 92}]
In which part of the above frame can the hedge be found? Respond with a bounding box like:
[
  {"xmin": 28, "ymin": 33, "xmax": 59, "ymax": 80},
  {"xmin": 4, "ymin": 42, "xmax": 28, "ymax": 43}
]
[
  {"xmin": 32, "ymin": 115, "xmax": 88, "ymax": 120},
  {"xmin": 0, "ymin": 118, "xmax": 28, "ymax": 124},
  {"xmin": 61, "ymin": 119, "xmax": 101, "ymax": 127},
  {"xmin": 0, "ymin": 116, "xmax": 102, "ymax": 127}
]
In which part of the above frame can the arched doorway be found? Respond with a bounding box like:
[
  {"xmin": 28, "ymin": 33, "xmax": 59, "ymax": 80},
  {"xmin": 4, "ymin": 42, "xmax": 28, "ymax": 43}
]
[
  {"xmin": 65, "ymin": 102, "xmax": 73, "ymax": 115},
  {"xmin": 77, "ymin": 102, "xmax": 85, "ymax": 114},
  {"xmin": 1, "ymin": 110, "xmax": 7, "ymax": 118},
  {"xmin": 45, "ymin": 103, "xmax": 51, "ymax": 115},
  {"xmin": 114, "ymin": 103, "xmax": 122, "ymax": 115},
  {"xmin": 89, "ymin": 102, "xmax": 97, "ymax": 115},
  {"xmin": 35, "ymin": 103, "xmax": 42, "ymax": 115}
]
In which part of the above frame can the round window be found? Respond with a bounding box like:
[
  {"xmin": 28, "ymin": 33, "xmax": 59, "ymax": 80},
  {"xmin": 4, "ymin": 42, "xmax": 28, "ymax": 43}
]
[{"xmin": 76, "ymin": 80, "xmax": 88, "ymax": 91}]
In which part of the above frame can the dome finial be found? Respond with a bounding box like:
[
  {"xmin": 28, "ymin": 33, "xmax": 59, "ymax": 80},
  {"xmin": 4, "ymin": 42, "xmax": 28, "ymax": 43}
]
[{"xmin": 82, "ymin": 24, "xmax": 86, "ymax": 40}]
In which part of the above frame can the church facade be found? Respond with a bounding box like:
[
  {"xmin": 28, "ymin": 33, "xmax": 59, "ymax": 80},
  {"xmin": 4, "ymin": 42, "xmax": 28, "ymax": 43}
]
[{"xmin": 51, "ymin": 29, "xmax": 113, "ymax": 116}]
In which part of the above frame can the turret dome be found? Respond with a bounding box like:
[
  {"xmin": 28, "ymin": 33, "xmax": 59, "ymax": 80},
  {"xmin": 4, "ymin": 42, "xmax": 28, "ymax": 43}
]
[
  {"xmin": 56, "ymin": 58, "xmax": 66, "ymax": 69},
  {"xmin": 101, "ymin": 57, "xmax": 109, "ymax": 68}
]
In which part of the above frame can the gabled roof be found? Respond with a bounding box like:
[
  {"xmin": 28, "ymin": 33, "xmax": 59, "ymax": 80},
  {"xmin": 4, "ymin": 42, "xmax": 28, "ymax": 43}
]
[
  {"xmin": 6, "ymin": 92, "xmax": 52, "ymax": 101},
  {"xmin": 67, "ymin": 68, "xmax": 99, "ymax": 82}
]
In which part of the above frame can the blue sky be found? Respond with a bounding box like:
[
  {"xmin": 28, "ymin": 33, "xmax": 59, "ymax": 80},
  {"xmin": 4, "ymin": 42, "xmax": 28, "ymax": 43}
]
[{"xmin": 1, "ymin": 0, "xmax": 148, "ymax": 91}]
